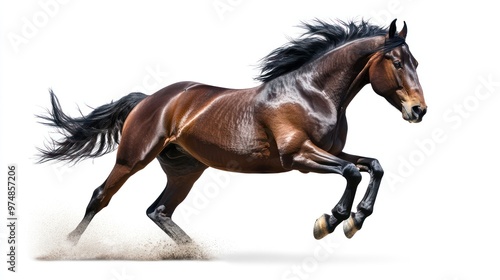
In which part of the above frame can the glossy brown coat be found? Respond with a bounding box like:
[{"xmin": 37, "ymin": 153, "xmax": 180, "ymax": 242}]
[{"xmin": 39, "ymin": 20, "xmax": 426, "ymax": 245}]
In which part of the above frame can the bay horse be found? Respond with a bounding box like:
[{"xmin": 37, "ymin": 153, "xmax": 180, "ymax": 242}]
[{"xmin": 38, "ymin": 19, "xmax": 426, "ymax": 245}]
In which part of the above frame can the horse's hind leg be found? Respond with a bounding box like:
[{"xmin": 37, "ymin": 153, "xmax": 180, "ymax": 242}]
[
  {"xmin": 67, "ymin": 163, "xmax": 136, "ymax": 244},
  {"xmin": 67, "ymin": 131, "xmax": 167, "ymax": 245},
  {"xmin": 147, "ymin": 144, "xmax": 207, "ymax": 245}
]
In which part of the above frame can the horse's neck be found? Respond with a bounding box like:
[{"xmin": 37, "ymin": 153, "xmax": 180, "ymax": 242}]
[{"xmin": 312, "ymin": 36, "xmax": 383, "ymax": 112}]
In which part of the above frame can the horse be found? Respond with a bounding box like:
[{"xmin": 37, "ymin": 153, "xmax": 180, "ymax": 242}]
[{"xmin": 38, "ymin": 19, "xmax": 426, "ymax": 246}]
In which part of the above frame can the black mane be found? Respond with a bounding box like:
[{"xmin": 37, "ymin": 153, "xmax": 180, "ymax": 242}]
[{"xmin": 256, "ymin": 19, "xmax": 404, "ymax": 82}]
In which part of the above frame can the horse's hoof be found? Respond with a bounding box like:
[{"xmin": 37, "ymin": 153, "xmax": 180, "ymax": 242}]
[
  {"xmin": 313, "ymin": 214, "xmax": 330, "ymax": 240},
  {"xmin": 66, "ymin": 232, "xmax": 81, "ymax": 246},
  {"xmin": 343, "ymin": 215, "xmax": 359, "ymax": 239}
]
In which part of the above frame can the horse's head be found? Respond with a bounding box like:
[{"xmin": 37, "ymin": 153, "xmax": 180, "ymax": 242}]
[{"xmin": 369, "ymin": 20, "xmax": 427, "ymax": 123}]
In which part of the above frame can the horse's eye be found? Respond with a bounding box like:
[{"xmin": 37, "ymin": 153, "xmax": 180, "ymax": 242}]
[{"xmin": 393, "ymin": 61, "xmax": 402, "ymax": 69}]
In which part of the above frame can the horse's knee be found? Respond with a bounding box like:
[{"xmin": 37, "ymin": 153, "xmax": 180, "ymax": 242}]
[
  {"xmin": 370, "ymin": 159, "xmax": 384, "ymax": 178},
  {"xmin": 342, "ymin": 163, "xmax": 362, "ymax": 185}
]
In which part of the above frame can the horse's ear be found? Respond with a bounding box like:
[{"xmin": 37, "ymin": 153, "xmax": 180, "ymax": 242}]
[
  {"xmin": 399, "ymin": 21, "xmax": 407, "ymax": 39},
  {"xmin": 388, "ymin": 19, "xmax": 397, "ymax": 39}
]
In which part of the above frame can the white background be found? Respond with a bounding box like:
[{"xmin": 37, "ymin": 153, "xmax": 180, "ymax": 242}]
[{"xmin": 1, "ymin": 0, "xmax": 499, "ymax": 279}]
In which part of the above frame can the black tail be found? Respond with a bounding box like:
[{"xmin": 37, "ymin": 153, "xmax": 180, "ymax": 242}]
[{"xmin": 37, "ymin": 90, "xmax": 148, "ymax": 163}]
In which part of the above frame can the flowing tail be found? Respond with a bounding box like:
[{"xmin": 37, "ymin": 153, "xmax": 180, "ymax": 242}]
[{"xmin": 37, "ymin": 90, "xmax": 148, "ymax": 163}]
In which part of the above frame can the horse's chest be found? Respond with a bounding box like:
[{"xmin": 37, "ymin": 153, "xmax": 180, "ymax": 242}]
[{"xmin": 306, "ymin": 113, "xmax": 347, "ymax": 155}]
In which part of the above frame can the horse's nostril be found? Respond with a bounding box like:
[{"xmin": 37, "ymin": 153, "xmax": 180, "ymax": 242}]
[
  {"xmin": 411, "ymin": 105, "xmax": 422, "ymax": 116},
  {"xmin": 411, "ymin": 105, "xmax": 427, "ymax": 121},
  {"xmin": 421, "ymin": 108, "xmax": 427, "ymax": 116}
]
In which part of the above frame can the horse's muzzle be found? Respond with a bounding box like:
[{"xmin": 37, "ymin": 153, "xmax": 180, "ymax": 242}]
[
  {"xmin": 403, "ymin": 104, "xmax": 427, "ymax": 123},
  {"xmin": 411, "ymin": 105, "xmax": 427, "ymax": 123}
]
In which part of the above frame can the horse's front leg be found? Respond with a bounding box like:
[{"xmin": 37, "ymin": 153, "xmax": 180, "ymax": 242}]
[
  {"xmin": 337, "ymin": 152, "xmax": 384, "ymax": 238},
  {"xmin": 280, "ymin": 139, "xmax": 362, "ymax": 239}
]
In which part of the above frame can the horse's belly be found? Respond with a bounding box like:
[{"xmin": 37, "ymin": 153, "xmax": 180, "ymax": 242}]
[
  {"xmin": 176, "ymin": 128, "xmax": 285, "ymax": 173},
  {"xmin": 175, "ymin": 116, "xmax": 286, "ymax": 173}
]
